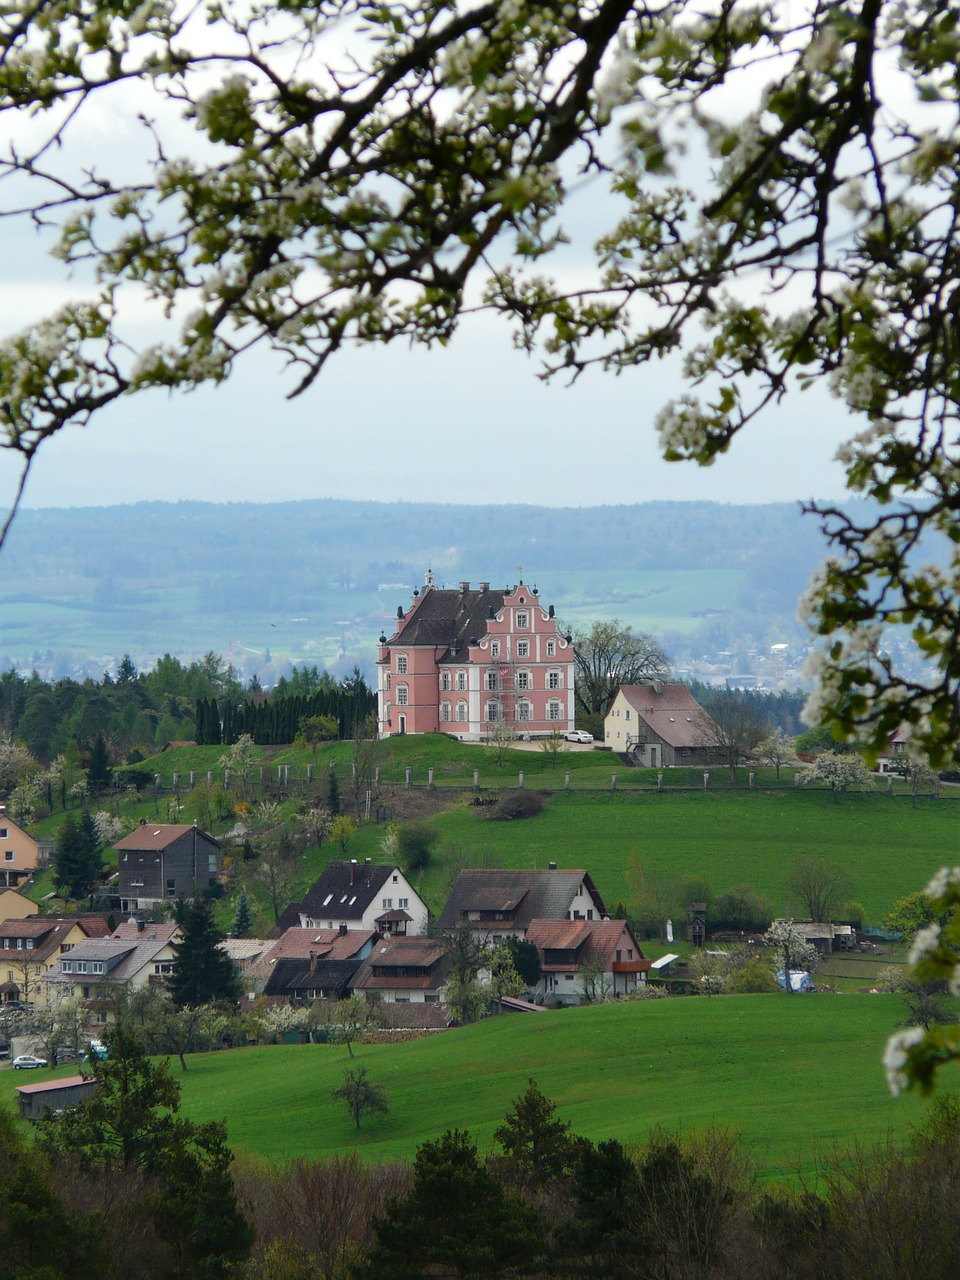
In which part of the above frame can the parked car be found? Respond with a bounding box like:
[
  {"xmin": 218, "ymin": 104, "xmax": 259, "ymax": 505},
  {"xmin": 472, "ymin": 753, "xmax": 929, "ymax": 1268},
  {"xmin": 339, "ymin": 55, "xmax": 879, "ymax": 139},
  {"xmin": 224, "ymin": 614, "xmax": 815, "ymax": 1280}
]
[
  {"xmin": 564, "ymin": 730, "xmax": 594, "ymax": 744},
  {"xmin": 12, "ymin": 1054, "xmax": 48, "ymax": 1070}
]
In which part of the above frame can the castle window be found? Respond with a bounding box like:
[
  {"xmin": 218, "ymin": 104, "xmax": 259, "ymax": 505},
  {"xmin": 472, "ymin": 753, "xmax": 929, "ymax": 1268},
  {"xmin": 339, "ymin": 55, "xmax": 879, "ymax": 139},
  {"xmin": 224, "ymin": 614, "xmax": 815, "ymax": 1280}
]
[
  {"xmin": 456, "ymin": 701, "xmax": 467, "ymax": 722},
  {"xmin": 491, "ymin": 640, "xmax": 500, "ymax": 658},
  {"xmin": 546, "ymin": 639, "xmax": 556, "ymax": 657},
  {"xmin": 547, "ymin": 700, "xmax": 563, "ymax": 721},
  {"xmin": 486, "ymin": 670, "xmax": 500, "ymax": 691},
  {"xmin": 456, "ymin": 670, "xmax": 466, "ymax": 691},
  {"xmin": 486, "ymin": 702, "xmax": 502, "ymax": 722},
  {"xmin": 396, "ymin": 653, "xmax": 408, "ymax": 675},
  {"xmin": 440, "ymin": 701, "xmax": 451, "ymax": 722},
  {"xmin": 516, "ymin": 640, "xmax": 529, "ymax": 658},
  {"xmin": 516, "ymin": 669, "xmax": 530, "ymax": 690},
  {"xmin": 384, "ymin": 672, "xmax": 391, "ymax": 691},
  {"xmin": 440, "ymin": 671, "xmax": 451, "ymax": 690},
  {"xmin": 396, "ymin": 684, "xmax": 408, "ymax": 706},
  {"xmin": 517, "ymin": 701, "xmax": 532, "ymax": 722},
  {"xmin": 516, "ymin": 611, "xmax": 528, "ymax": 628},
  {"xmin": 548, "ymin": 670, "xmax": 561, "ymax": 689}
]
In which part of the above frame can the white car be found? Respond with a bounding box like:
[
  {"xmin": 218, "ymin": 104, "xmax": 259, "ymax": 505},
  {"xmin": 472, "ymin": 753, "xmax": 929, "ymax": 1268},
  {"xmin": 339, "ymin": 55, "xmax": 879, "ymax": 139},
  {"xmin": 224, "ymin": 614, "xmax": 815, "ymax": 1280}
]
[
  {"xmin": 564, "ymin": 730, "xmax": 594, "ymax": 744},
  {"xmin": 12, "ymin": 1054, "xmax": 48, "ymax": 1070}
]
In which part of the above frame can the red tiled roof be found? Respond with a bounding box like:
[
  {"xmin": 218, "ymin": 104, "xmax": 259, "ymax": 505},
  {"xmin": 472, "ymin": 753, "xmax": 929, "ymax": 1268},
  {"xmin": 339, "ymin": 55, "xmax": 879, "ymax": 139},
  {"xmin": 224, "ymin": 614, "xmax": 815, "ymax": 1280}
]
[
  {"xmin": 114, "ymin": 825, "xmax": 219, "ymax": 852},
  {"xmin": 617, "ymin": 683, "xmax": 717, "ymax": 748}
]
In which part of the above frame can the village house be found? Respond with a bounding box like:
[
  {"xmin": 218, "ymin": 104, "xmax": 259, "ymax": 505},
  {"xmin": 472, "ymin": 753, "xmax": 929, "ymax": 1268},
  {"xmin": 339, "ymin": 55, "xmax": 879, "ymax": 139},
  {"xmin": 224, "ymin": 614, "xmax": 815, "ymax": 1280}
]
[
  {"xmin": 257, "ymin": 927, "xmax": 378, "ymax": 1002},
  {"xmin": 0, "ymin": 809, "xmax": 40, "ymax": 890},
  {"xmin": 1, "ymin": 916, "xmax": 110, "ymax": 1008},
  {"xmin": 114, "ymin": 822, "xmax": 222, "ymax": 914},
  {"xmin": 41, "ymin": 921, "xmax": 181, "ymax": 1018},
  {"xmin": 278, "ymin": 859, "xmax": 429, "ymax": 937},
  {"xmin": 525, "ymin": 918, "xmax": 650, "ymax": 1005},
  {"xmin": 604, "ymin": 682, "xmax": 725, "ymax": 767},
  {"xmin": 377, "ymin": 572, "xmax": 575, "ymax": 740},
  {"xmin": 439, "ymin": 866, "xmax": 609, "ymax": 940},
  {"xmin": 0, "ymin": 887, "xmax": 38, "ymax": 925},
  {"xmin": 350, "ymin": 934, "xmax": 451, "ymax": 1006}
]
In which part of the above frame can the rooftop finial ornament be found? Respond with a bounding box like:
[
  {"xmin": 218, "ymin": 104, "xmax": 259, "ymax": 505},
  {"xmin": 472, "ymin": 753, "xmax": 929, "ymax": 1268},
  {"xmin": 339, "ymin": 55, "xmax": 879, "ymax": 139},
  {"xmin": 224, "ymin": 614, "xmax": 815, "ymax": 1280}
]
[{"xmin": 424, "ymin": 568, "xmax": 436, "ymax": 588}]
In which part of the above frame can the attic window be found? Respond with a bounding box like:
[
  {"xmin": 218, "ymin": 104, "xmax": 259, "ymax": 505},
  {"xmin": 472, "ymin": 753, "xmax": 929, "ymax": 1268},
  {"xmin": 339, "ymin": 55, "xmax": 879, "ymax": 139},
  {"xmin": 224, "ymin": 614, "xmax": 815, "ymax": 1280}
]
[
  {"xmin": 668, "ymin": 717, "xmax": 676, "ymax": 722},
  {"xmin": 340, "ymin": 895, "xmax": 349, "ymax": 904},
  {"xmin": 323, "ymin": 894, "xmax": 333, "ymax": 906},
  {"xmin": 349, "ymin": 896, "xmax": 357, "ymax": 905}
]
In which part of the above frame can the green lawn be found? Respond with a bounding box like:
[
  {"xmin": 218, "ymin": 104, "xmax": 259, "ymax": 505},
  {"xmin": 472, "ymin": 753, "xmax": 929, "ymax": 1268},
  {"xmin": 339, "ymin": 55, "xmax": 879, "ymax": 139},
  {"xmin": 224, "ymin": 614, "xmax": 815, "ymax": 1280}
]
[
  {"xmin": 411, "ymin": 789, "xmax": 959, "ymax": 923},
  {"xmin": 2, "ymin": 994, "xmax": 940, "ymax": 1182}
]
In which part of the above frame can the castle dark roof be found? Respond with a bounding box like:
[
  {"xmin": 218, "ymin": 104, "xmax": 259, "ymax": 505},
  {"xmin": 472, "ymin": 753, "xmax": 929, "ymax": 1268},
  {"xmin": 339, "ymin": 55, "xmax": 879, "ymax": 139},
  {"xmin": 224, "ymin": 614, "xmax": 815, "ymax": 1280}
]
[
  {"xmin": 388, "ymin": 586, "xmax": 507, "ymax": 659},
  {"xmin": 438, "ymin": 869, "xmax": 609, "ymax": 933}
]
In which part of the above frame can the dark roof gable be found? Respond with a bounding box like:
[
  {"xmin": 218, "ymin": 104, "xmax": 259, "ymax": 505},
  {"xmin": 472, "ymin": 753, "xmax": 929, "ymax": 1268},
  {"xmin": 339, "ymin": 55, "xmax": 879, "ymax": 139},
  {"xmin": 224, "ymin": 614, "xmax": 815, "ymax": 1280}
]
[
  {"xmin": 438, "ymin": 869, "xmax": 608, "ymax": 932},
  {"xmin": 296, "ymin": 861, "xmax": 397, "ymax": 921},
  {"xmin": 388, "ymin": 586, "xmax": 507, "ymax": 656}
]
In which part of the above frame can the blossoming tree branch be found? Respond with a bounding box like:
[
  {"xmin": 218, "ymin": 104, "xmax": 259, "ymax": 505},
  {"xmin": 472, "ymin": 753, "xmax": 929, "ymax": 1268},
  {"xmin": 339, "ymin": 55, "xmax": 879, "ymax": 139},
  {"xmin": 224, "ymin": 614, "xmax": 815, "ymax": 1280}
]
[{"xmin": 2, "ymin": 6, "xmax": 960, "ymax": 766}]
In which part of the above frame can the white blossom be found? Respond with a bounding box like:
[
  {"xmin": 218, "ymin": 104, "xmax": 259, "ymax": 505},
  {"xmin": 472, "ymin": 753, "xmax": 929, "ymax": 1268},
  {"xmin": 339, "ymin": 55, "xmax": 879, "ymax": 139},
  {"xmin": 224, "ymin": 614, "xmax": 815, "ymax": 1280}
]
[
  {"xmin": 907, "ymin": 922, "xmax": 941, "ymax": 966},
  {"xmin": 883, "ymin": 1025, "xmax": 925, "ymax": 1096},
  {"xmin": 924, "ymin": 867, "xmax": 960, "ymax": 901}
]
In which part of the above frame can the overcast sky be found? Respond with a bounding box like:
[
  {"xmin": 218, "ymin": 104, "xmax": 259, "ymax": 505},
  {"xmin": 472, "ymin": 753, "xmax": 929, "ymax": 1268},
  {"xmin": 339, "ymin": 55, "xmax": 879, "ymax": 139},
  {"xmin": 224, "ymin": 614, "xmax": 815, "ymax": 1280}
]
[{"xmin": 0, "ymin": 17, "xmax": 857, "ymax": 518}]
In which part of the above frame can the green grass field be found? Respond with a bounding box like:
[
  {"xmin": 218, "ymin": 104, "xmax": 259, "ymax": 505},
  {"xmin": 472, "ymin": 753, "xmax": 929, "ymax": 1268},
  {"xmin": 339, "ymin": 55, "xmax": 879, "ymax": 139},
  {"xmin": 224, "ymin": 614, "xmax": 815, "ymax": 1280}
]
[
  {"xmin": 408, "ymin": 789, "xmax": 958, "ymax": 924},
  {"xmin": 1, "ymin": 994, "xmax": 940, "ymax": 1183}
]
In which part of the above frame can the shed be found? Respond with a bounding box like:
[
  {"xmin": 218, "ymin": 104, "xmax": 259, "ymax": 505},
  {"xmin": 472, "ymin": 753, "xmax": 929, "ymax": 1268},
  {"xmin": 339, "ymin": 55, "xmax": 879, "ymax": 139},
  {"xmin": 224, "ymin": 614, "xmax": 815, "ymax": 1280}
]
[{"xmin": 16, "ymin": 1075, "xmax": 97, "ymax": 1119}]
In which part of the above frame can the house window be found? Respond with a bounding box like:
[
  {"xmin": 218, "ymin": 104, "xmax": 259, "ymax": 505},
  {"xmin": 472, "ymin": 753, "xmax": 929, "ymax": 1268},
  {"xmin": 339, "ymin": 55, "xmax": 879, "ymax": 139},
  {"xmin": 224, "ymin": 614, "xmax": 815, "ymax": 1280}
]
[
  {"xmin": 548, "ymin": 701, "xmax": 563, "ymax": 721},
  {"xmin": 440, "ymin": 671, "xmax": 451, "ymax": 691},
  {"xmin": 486, "ymin": 670, "xmax": 500, "ymax": 691},
  {"xmin": 396, "ymin": 653, "xmax": 407, "ymax": 674},
  {"xmin": 166, "ymin": 878, "xmax": 177, "ymax": 897},
  {"xmin": 92, "ymin": 962, "xmax": 104, "ymax": 974},
  {"xmin": 516, "ymin": 611, "xmax": 528, "ymax": 628},
  {"xmin": 515, "ymin": 670, "xmax": 530, "ymax": 690},
  {"xmin": 456, "ymin": 670, "xmax": 466, "ymax": 691},
  {"xmin": 456, "ymin": 701, "xmax": 467, "ymax": 722},
  {"xmin": 382, "ymin": 898, "xmax": 393, "ymax": 909},
  {"xmin": 486, "ymin": 701, "xmax": 502, "ymax": 722},
  {"xmin": 491, "ymin": 640, "xmax": 500, "ymax": 659},
  {"xmin": 76, "ymin": 961, "xmax": 88, "ymax": 973},
  {"xmin": 399, "ymin": 898, "xmax": 409, "ymax": 908},
  {"xmin": 25, "ymin": 938, "xmax": 33, "ymax": 950},
  {"xmin": 516, "ymin": 640, "xmax": 529, "ymax": 658},
  {"xmin": 61, "ymin": 961, "xmax": 73, "ymax": 972},
  {"xmin": 0, "ymin": 828, "xmax": 7, "ymax": 837},
  {"xmin": 396, "ymin": 684, "xmax": 408, "ymax": 706},
  {"xmin": 548, "ymin": 670, "xmax": 561, "ymax": 689},
  {"xmin": 3, "ymin": 851, "xmax": 13, "ymax": 861},
  {"xmin": 425, "ymin": 992, "xmax": 440, "ymax": 1003},
  {"xmin": 546, "ymin": 639, "xmax": 556, "ymax": 657},
  {"xmin": 154, "ymin": 962, "xmax": 174, "ymax": 975},
  {"xmin": 517, "ymin": 701, "xmax": 532, "ymax": 722}
]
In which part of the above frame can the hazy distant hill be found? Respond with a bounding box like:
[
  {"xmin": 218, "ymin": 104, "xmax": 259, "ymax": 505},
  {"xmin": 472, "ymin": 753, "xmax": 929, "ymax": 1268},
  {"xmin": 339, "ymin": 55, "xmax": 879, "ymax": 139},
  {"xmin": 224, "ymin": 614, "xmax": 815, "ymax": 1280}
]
[{"xmin": 0, "ymin": 498, "xmax": 837, "ymax": 681}]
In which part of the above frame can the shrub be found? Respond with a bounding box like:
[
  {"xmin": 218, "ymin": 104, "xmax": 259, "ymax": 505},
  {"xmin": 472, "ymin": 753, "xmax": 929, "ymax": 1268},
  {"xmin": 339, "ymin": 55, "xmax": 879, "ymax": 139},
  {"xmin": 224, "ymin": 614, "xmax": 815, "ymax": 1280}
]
[
  {"xmin": 397, "ymin": 822, "xmax": 439, "ymax": 872},
  {"xmin": 488, "ymin": 790, "xmax": 546, "ymax": 821}
]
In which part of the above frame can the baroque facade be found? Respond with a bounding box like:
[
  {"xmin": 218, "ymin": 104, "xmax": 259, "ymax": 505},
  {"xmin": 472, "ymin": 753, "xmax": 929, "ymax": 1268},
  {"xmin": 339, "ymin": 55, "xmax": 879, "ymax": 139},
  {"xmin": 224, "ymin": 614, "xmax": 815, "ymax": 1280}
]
[{"xmin": 377, "ymin": 573, "xmax": 575, "ymax": 740}]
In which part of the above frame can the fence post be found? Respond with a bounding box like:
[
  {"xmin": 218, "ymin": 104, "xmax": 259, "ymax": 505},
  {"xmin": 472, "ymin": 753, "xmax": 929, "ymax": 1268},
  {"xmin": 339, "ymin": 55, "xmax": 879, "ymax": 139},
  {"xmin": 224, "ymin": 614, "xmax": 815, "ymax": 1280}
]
[
  {"xmin": 749, "ymin": 771, "xmax": 755, "ymax": 790},
  {"xmin": 427, "ymin": 767, "xmax": 435, "ymax": 790},
  {"xmin": 518, "ymin": 771, "xmax": 524, "ymax": 789},
  {"xmin": 405, "ymin": 767, "xmax": 412, "ymax": 789},
  {"xmin": 703, "ymin": 771, "xmax": 709, "ymax": 790},
  {"xmin": 154, "ymin": 773, "xmax": 161, "ymax": 791},
  {"xmin": 172, "ymin": 772, "xmax": 179, "ymax": 791},
  {"xmin": 473, "ymin": 769, "xmax": 480, "ymax": 791},
  {"xmin": 375, "ymin": 766, "xmax": 381, "ymax": 786},
  {"xmin": 611, "ymin": 773, "xmax": 617, "ymax": 791},
  {"xmin": 224, "ymin": 768, "xmax": 231, "ymax": 788},
  {"xmin": 306, "ymin": 763, "xmax": 313, "ymax": 781},
  {"xmin": 657, "ymin": 771, "xmax": 663, "ymax": 790},
  {"xmin": 207, "ymin": 770, "xmax": 213, "ymax": 784},
  {"xmin": 564, "ymin": 771, "xmax": 571, "ymax": 791}
]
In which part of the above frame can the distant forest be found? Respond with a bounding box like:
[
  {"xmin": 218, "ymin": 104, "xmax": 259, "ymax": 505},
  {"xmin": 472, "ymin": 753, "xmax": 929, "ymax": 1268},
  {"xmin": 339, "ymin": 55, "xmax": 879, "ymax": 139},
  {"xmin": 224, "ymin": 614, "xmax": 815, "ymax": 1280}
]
[{"xmin": 0, "ymin": 497, "xmax": 848, "ymax": 682}]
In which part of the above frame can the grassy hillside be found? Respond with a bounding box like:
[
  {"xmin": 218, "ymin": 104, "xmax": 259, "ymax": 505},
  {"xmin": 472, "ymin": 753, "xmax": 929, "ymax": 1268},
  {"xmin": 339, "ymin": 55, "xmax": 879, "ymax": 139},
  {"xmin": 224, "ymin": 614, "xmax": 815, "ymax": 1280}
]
[{"xmin": 2, "ymin": 994, "xmax": 940, "ymax": 1182}]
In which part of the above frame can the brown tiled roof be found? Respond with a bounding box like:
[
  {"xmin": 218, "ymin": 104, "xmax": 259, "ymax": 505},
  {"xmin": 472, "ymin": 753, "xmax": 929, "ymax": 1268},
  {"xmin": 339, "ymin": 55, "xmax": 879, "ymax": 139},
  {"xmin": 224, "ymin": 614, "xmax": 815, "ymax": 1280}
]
[
  {"xmin": 388, "ymin": 585, "xmax": 507, "ymax": 655},
  {"xmin": 351, "ymin": 935, "xmax": 450, "ymax": 993},
  {"xmin": 114, "ymin": 824, "xmax": 220, "ymax": 852},
  {"xmin": 111, "ymin": 922, "xmax": 180, "ymax": 943},
  {"xmin": 439, "ymin": 869, "xmax": 608, "ymax": 932},
  {"xmin": 618, "ymin": 683, "xmax": 718, "ymax": 748},
  {"xmin": 375, "ymin": 910, "xmax": 412, "ymax": 923},
  {"xmin": 264, "ymin": 927, "xmax": 376, "ymax": 961},
  {"xmin": 525, "ymin": 920, "xmax": 593, "ymax": 952},
  {"xmin": 76, "ymin": 917, "xmax": 112, "ymax": 938}
]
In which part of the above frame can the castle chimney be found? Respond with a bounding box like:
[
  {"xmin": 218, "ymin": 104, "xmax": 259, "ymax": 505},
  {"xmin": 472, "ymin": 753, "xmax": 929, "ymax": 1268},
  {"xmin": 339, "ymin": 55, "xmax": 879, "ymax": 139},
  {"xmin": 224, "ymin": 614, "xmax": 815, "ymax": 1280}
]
[
  {"xmin": 479, "ymin": 581, "xmax": 489, "ymax": 591},
  {"xmin": 339, "ymin": 923, "xmax": 348, "ymax": 936},
  {"xmin": 350, "ymin": 859, "xmax": 357, "ymax": 885},
  {"xmin": 459, "ymin": 580, "xmax": 470, "ymax": 592}
]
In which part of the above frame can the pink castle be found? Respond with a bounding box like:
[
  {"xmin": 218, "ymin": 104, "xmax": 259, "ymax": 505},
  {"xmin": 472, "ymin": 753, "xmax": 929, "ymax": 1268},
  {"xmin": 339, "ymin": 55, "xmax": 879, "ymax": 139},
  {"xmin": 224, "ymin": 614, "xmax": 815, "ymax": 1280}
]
[{"xmin": 377, "ymin": 572, "xmax": 575, "ymax": 740}]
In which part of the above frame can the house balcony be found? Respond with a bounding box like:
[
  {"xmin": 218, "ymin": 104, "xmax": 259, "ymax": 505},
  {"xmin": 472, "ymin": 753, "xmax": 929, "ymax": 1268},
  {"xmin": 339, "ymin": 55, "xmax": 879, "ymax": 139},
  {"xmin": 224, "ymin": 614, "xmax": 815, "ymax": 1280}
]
[{"xmin": 612, "ymin": 961, "xmax": 652, "ymax": 974}]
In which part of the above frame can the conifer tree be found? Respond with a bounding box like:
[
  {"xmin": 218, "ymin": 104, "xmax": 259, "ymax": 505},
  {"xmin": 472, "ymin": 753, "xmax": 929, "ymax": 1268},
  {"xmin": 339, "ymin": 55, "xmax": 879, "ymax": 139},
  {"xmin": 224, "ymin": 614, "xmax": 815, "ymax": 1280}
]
[
  {"xmin": 86, "ymin": 734, "xmax": 112, "ymax": 792},
  {"xmin": 230, "ymin": 892, "xmax": 252, "ymax": 939},
  {"xmin": 327, "ymin": 765, "xmax": 340, "ymax": 817},
  {"xmin": 168, "ymin": 897, "xmax": 241, "ymax": 1008}
]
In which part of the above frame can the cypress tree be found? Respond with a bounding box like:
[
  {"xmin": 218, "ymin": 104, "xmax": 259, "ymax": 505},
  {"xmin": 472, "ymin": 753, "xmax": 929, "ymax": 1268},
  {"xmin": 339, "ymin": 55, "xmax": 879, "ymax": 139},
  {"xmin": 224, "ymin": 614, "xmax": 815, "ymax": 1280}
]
[
  {"xmin": 328, "ymin": 765, "xmax": 340, "ymax": 816},
  {"xmin": 231, "ymin": 892, "xmax": 252, "ymax": 938}
]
